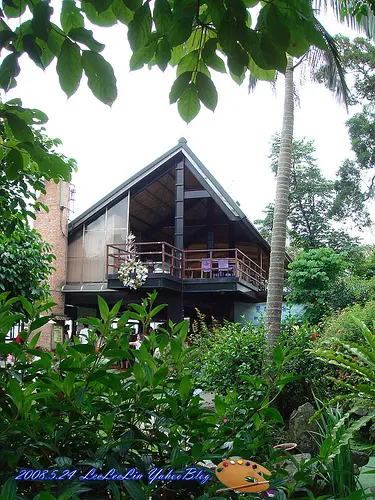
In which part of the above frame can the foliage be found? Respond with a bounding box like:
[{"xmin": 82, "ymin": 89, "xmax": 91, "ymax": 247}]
[
  {"xmin": 191, "ymin": 314, "xmax": 266, "ymax": 395},
  {"xmin": 255, "ymin": 136, "xmax": 364, "ymax": 251},
  {"xmin": 0, "ymin": 292, "xmax": 294, "ymax": 499},
  {"xmin": 0, "ymin": 100, "xmax": 76, "ymax": 234},
  {"xmin": 0, "ymin": 0, "xmax": 342, "ymax": 122},
  {"xmin": 287, "ymin": 248, "xmax": 347, "ymax": 323},
  {"xmin": 329, "ymin": 275, "xmax": 375, "ymax": 310},
  {"xmin": 320, "ymin": 298, "xmax": 375, "ymax": 344},
  {"xmin": 0, "ymin": 226, "xmax": 54, "ymax": 303},
  {"xmin": 312, "ymin": 317, "xmax": 375, "ymax": 461}
]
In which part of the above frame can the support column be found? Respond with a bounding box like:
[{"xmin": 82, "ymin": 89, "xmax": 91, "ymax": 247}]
[
  {"xmin": 207, "ymin": 198, "xmax": 214, "ymax": 250},
  {"xmin": 174, "ymin": 160, "xmax": 184, "ymax": 250}
]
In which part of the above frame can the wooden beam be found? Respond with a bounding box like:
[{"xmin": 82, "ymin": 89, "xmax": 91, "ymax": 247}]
[{"xmin": 184, "ymin": 189, "xmax": 210, "ymax": 199}]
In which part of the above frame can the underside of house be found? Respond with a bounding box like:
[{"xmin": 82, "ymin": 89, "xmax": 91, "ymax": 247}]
[{"xmin": 63, "ymin": 138, "xmax": 271, "ymax": 326}]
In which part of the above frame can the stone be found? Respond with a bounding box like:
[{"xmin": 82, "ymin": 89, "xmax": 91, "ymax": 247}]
[
  {"xmin": 199, "ymin": 391, "xmax": 215, "ymax": 410},
  {"xmin": 351, "ymin": 450, "xmax": 370, "ymax": 467},
  {"xmin": 287, "ymin": 403, "xmax": 319, "ymax": 454},
  {"xmin": 282, "ymin": 453, "xmax": 311, "ymax": 478}
]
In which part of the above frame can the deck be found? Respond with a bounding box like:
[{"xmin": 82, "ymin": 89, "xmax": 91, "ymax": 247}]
[{"xmin": 106, "ymin": 242, "xmax": 267, "ymax": 291}]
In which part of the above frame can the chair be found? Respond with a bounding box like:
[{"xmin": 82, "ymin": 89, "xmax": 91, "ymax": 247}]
[
  {"xmin": 218, "ymin": 259, "xmax": 229, "ymax": 277},
  {"xmin": 201, "ymin": 258, "xmax": 211, "ymax": 278}
]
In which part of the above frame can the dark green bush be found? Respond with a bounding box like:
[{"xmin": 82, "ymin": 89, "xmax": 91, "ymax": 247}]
[{"xmin": 0, "ymin": 292, "xmax": 291, "ymax": 499}]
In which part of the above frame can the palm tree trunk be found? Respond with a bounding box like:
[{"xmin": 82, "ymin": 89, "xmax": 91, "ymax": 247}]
[{"xmin": 265, "ymin": 56, "xmax": 294, "ymax": 351}]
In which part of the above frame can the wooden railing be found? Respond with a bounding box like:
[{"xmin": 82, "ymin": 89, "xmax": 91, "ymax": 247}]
[
  {"xmin": 106, "ymin": 241, "xmax": 183, "ymax": 278},
  {"xmin": 183, "ymin": 248, "xmax": 267, "ymax": 289},
  {"xmin": 106, "ymin": 243, "xmax": 267, "ymax": 290}
]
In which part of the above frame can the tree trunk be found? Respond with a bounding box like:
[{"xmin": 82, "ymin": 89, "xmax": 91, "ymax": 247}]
[{"xmin": 265, "ymin": 56, "xmax": 294, "ymax": 351}]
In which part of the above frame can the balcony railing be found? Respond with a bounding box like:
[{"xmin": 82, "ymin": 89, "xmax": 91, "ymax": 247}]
[{"xmin": 106, "ymin": 242, "xmax": 267, "ymax": 290}]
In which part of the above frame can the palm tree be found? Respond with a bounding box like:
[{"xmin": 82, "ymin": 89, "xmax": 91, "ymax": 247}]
[{"xmin": 253, "ymin": 19, "xmax": 349, "ymax": 351}]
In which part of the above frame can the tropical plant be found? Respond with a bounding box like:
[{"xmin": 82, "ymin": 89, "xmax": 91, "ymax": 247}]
[
  {"xmin": 255, "ymin": 136, "xmax": 363, "ymax": 252},
  {"xmin": 313, "ymin": 317, "xmax": 375, "ymax": 460},
  {"xmin": 287, "ymin": 248, "xmax": 347, "ymax": 323},
  {"xmin": 118, "ymin": 233, "xmax": 148, "ymax": 289},
  {"xmin": 0, "ymin": 0, "xmax": 340, "ymax": 122},
  {"xmin": 0, "ymin": 226, "xmax": 54, "ymax": 303},
  {"xmin": 0, "ymin": 291, "xmax": 295, "ymax": 499},
  {"xmin": 0, "ymin": 104, "xmax": 76, "ymax": 234}
]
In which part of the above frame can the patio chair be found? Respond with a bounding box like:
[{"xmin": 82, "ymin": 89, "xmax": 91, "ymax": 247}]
[
  {"xmin": 218, "ymin": 259, "xmax": 229, "ymax": 277},
  {"xmin": 201, "ymin": 258, "xmax": 212, "ymax": 277}
]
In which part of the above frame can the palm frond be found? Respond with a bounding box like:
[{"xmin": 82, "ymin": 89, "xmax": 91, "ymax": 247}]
[{"xmin": 311, "ymin": 17, "xmax": 350, "ymax": 108}]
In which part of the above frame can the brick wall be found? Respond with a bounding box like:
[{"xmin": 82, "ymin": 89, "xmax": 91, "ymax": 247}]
[{"xmin": 33, "ymin": 181, "xmax": 69, "ymax": 348}]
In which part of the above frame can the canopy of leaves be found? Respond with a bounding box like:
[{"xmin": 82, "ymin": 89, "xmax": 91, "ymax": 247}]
[
  {"xmin": 255, "ymin": 135, "xmax": 364, "ymax": 253},
  {"xmin": 287, "ymin": 247, "xmax": 347, "ymax": 323},
  {"xmin": 0, "ymin": 0, "xmax": 337, "ymax": 122},
  {"xmin": 0, "ymin": 99, "xmax": 76, "ymax": 234},
  {"xmin": 0, "ymin": 226, "xmax": 54, "ymax": 303}
]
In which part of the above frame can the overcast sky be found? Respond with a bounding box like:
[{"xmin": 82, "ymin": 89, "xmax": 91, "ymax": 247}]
[{"xmin": 7, "ymin": 6, "xmax": 375, "ymax": 243}]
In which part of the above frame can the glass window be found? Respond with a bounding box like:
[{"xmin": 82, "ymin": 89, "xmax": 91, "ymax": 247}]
[
  {"xmin": 107, "ymin": 197, "xmax": 129, "ymax": 229},
  {"xmin": 86, "ymin": 213, "xmax": 105, "ymax": 231}
]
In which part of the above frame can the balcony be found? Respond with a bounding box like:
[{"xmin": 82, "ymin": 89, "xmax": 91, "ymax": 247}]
[{"xmin": 106, "ymin": 242, "xmax": 267, "ymax": 291}]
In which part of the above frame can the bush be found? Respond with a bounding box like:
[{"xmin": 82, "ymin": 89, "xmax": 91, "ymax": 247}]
[
  {"xmin": 0, "ymin": 292, "xmax": 290, "ymax": 499},
  {"xmin": 329, "ymin": 275, "xmax": 375, "ymax": 310}
]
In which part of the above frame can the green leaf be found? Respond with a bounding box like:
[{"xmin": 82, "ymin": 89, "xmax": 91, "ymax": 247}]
[
  {"xmin": 101, "ymin": 410, "xmax": 116, "ymax": 433},
  {"xmin": 154, "ymin": 0, "xmax": 173, "ymax": 35},
  {"xmin": 68, "ymin": 27, "xmax": 105, "ymax": 52},
  {"xmin": 214, "ymin": 395, "xmax": 227, "ymax": 416},
  {"xmin": 0, "ymin": 52, "xmax": 20, "ymax": 92},
  {"xmin": 178, "ymin": 85, "xmax": 200, "ymax": 123},
  {"xmin": 56, "ymin": 39, "xmax": 82, "ymax": 98},
  {"xmin": 124, "ymin": 0, "xmax": 142, "ymax": 10},
  {"xmin": 30, "ymin": 316, "xmax": 51, "ymax": 331},
  {"xmin": 170, "ymin": 338, "xmax": 182, "ymax": 360},
  {"xmin": 22, "ymin": 34, "xmax": 44, "ymax": 68},
  {"xmin": 111, "ymin": 0, "xmax": 133, "ymax": 25},
  {"xmin": 3, "ymin": 0, "xmax": 26, "ymax": 18},
  {"xmin": 90, "ymin": 0, "xmax": 113, "ymax": 14},
  {"xmin": 155, "ymin": 38, "xmax": 171, "ymax": 72},
  {"xmin": 28, "ymin": 331, "xmax": 41, "ymax": 350},
  {"xmin": 260, "ymin": 32, "xmax": 287, "ymax": 72},
  {"xmin": 31, "ymin": 1, "xmax": 53, "ymax": 42},
  {"xmin": 152, "ymin": 365, "xmax": 168, "ymax": 386},
  {"xmin": 6, "ymin": 113, "xmax": 34, "ymax": 142},
  {"xmin": 61, "ymin": 0, "xmax": 85, "ymax": 33},
  {"xmin": 0, "ymin": 30, "xmax": 16, "ymax": 49},
  {"xmin": 176, "ymin": 50, "xmax": 198, "ymax": 77},
  {"xmin": 130, "ymin": 44, "xmax": 156, "ymax": 70},
  {"xmin": 248, "ymin": 57, "xmax": 275, "ymax": 82},
  {"xmin": 0, "ymin": 477, "xmax": 17, "ymax": 500},
  {"xmin": 9, "ymin": 377, "xmax": 23, "ymax": 409},
  {"xmin": 97, "ymin": 295, "xmax": 109, "ymax": 321},
  {"xmin": 39, "ymin": 493, "xmax": 56, "ymax": 500},
  {"xmin": 273, "ymin": 344, "xmax": 283, "ymax": 367},
  {"xmin": 133, "ymin": 362, "xmax": 145, "ymax": 387},
  {"xmin": 123, "ymin": 481, "xmax": 147, "ymax": 500},
  {"xmin": 260, "ymin": 407, "xmax": 284, "ymax": 424},
  {"xmin": 81, "ymin": 1, "xmax": 118, "ymax": 26},
  {"xmin": 5, "ymin": 149, "xmax": 24, "ymax": 180},
  {"xmin": 127, "ymin": 2, "xmax": 152, "ymax": 51},
  {"xmin": 266, "ymin": 5, "xmax": 290, "ymax": 52},
  {"xmin": 179, "ymin": 375, "xmax": 192, "ymax": 402},
  {"xmin": 168, "ymin": 18, "xmax": 193, "ymax": 47},
  {"xmin": 217, "ymin": 11, "xmax": 237, "ymax": 52},
  {"xmin": 195, "ymin": 72, "xmax": 218, "ymax": 111},
  {"xmin": 82, "ymin": 50, "xmax": 117, "ymax": 105}
]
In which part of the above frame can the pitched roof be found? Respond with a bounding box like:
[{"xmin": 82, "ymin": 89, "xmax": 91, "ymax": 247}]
[{"xmin": 68, "ymin": 138, "xmax": 270, "ymax": 251}]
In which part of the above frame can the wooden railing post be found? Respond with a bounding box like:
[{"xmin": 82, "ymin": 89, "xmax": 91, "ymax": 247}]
[{"xmin": 162, "ymin": 242, "xmax": 165, "ymax": 273}]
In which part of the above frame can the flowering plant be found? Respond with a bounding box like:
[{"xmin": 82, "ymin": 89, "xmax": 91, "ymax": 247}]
[{"xmin": 118, "ymin": 233, "xmax": 148, "ymax": 289}]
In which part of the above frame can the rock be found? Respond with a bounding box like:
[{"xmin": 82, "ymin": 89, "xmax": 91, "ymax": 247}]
[
  {"xmin": 287, "ymin": 403, "xmax": 319, "ymax": 454},
  {"xmin": 353, "ymin": 464, "xmax": 360, "ymax": 475},
  {"xmin": 199, "ymin": 391, "xmax": 215, "ymax": 410},
  {"xmin": 353, "ymin": 407, "xmax": 371, "ymax": 417},
  {"xmin": 369, "ymin": 424, "xmax": 375, "ymax": 444},
  {"xmin": 283, "ymin": 453, "xmax": 311, "ymax": 478},
  {"xmin": 351, "ymin": 450, "xmax": 370, "ymax": 467}
]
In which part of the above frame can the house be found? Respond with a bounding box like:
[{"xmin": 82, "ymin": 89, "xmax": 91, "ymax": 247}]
[{"xmin": 35, "ymin": 138, "xmax": 272, "ymax": 344}]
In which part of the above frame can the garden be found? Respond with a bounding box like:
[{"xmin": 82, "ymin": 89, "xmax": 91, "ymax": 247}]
[{"xmin": 2, "ymin": 0, "xmax": 375, "ymax": 498}]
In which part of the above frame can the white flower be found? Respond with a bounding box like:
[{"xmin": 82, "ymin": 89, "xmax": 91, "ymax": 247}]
[{"xmin": 118, "ymin": 233, "xmax": 148, "ymax": 289}]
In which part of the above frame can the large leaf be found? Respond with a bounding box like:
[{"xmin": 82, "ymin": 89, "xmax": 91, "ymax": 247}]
[
  {"xmin": 56, "ymin": 39, "xmax": 82, "ymax": 98},
  {"xmin": 61, "ymin": 0, "xmax": 85, "ymax": 33},
  {"xmin": 22, "ymin": 34, "xmax": 44, "ymax": 68},
  {"xmin": 195, "ymin": 72, "xmax": 218, "ymax": 111},
  {"xmin": 0, "ymin": 52, "xmax": 20, "ymax": 92},
  {"xmin": 81, "ymin": 1, "xmax": 118, "ymax": 26},
  {"xmin": 90, "ymin": 0, "xmax": 114, "ymax": 14},
  {"xmin": 177, "ymin": 84, "xmax": 201, "ymax": 121},
  {"xmin": 68, "ymin": 27, "xmax": 105, "ymax": 52},
  {"xmin": 127, "ymin": 2, "xmax": 152, "ymax": 51},
  {"xmin": 179, "ymin": 375, "xmax": 192, "ymax": 402},
  {"xmin": 5, "ymin": 113, "xmax": 34, "ymax": 142},
  {"xmin": 154, "ymin": 0, "xmax": 173, "ymax": 36},
  {"xmin": 111, "ymin": 0, "xmax": 133, "ymax": 25},
  {"xmin": 5, "ymin": 149, "xmax": 24, "ymax": 180},
  {"xmin": 31, "ymin": 1, "xmax": 53, "ymax": 42},
  {"xmin": 82, "ymin": 50, "xmax": 117, "ymax": 105}
]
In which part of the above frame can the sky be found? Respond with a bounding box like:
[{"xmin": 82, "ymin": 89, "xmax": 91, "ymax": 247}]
[{"xmin": 7, "ymin": 5, "xmax": 375, "ymax": 244}]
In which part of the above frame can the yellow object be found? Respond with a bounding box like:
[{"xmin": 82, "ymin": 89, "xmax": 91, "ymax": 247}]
[{"xmin": 215, "ymin": 458, "xmax": 271, "ymax": 493}]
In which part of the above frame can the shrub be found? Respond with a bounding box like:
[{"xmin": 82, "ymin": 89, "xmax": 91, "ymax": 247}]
[{"xmin": 0, "ymin": 292, "xmax": 290, "ymax": 499}]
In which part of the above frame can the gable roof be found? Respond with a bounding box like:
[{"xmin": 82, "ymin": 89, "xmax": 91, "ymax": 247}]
[{"xmin": 69, "ymin": 138, "xmax": 270, "ymax": 251}]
